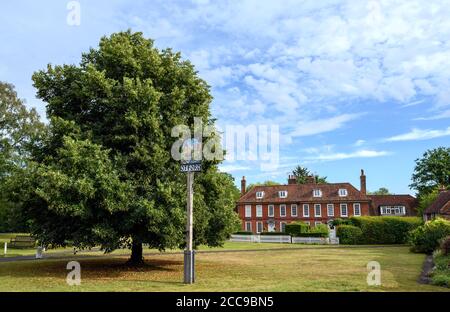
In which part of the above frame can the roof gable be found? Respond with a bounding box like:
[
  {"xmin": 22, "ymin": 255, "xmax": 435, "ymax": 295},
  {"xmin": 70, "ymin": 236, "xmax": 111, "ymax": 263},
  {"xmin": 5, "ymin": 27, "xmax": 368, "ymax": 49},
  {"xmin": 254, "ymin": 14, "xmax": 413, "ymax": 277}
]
[{"xmin": 425, "ymin": 191, "xmax": 450, "ymax": 214}]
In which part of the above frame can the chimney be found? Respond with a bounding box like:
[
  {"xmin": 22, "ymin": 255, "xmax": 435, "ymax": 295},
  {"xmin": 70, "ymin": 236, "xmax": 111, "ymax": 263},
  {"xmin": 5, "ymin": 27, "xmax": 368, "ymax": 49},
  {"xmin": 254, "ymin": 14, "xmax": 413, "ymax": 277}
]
[
  {"xmin": 306, "ymin": 175, "xmax": 315, "ymax": 184},
  {"xmin": 360, "ymin": 169, "xmax": 366, "ymax": 195},
  {"xmin": 288, "ymin": 175, "xmax": 297, "ymax": 185},
  {"xmin": 241, "ymin": 176, "xmax": 246, "ymax": 195}
]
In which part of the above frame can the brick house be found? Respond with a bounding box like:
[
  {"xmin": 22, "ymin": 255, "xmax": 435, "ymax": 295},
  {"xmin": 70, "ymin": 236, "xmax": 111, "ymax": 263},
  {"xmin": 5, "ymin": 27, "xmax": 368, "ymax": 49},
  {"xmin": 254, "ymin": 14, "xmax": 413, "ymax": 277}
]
[
  {"xmin": 368, "ymin": 194, "xmax": 417, "ymax": 217},
  {"xmin": 424, "ymin": 190, "xmax": 450, "ymax": 221},
  {"xmin": 236, "ymin": 170, "xmax": 418, "ymax": 233}
]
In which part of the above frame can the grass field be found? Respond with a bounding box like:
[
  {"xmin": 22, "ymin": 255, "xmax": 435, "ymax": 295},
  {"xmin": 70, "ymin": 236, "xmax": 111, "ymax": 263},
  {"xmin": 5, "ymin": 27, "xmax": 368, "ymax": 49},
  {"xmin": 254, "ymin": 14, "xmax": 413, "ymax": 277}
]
[{"xmin": 0, "ymin": 244, "xmax": 448, "ymax": 292}]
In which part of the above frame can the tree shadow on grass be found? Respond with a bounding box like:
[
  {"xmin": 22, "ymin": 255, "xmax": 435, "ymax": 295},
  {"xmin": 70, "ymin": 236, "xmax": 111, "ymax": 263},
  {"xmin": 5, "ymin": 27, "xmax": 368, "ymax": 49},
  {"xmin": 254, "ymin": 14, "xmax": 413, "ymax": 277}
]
[{"xmin": 0, "ymin": 257, "xmax": 183, "ymax": 281}]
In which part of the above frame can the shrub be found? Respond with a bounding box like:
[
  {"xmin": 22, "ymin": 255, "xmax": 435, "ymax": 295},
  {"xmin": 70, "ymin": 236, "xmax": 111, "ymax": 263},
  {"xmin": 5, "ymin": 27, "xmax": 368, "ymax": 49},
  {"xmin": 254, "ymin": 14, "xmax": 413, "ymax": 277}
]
[
  {"xmin": 431, "ymin": 250, "xmax": 450, "ymax": 287},
  {"xmin": 350, "ymin": 216, "xmax": 422, "ymax": 244},
  {"xmin": 336, "ymin": 225, "xmax": 363, "ymax": 244},
  {"xmin": 409, "ymin": 218, "xmax": 450, "ymax": 253},
  {"xmin": 285, "ymin": 222, "xmax": 309, "ymax": 237},
  {"xmin": 441, "ymin": 236, "xmax": 450, "ymax": 256},
  {"xmin": 310, "ymin": 223, "xmax": 329, "ymax": 236},
  {"xmin": 331, "ymin": 218, "xmax": 352, "ymax": 227}
]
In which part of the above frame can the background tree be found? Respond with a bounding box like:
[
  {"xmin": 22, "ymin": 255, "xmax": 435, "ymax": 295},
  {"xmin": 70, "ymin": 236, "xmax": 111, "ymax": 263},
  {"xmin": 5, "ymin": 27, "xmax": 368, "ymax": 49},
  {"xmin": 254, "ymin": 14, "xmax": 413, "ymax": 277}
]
[
  {"xmin": 292, "ymin": 165, "xmax": 327, "ymax": 184},
  {"xmin": 246, "ymin": 180, "xmax": 279, "ymax": 192},
  {"xmin": 22, "ymin": 31, "xmax": 240, "ymax": 264},
  {"xmin": 410, "ymin": 147, "xmax": 450, "ymax": 195},
  {"xmin": 368, "ymin": 187, "xmax": 391, "ymax": 195},
  {"xmin": 0, "ymin": 81, "xmax": 45, "ymax": 232},
  {"xmin": 416, "ymin": 188, "xmax": 439, "ymax": 216}
]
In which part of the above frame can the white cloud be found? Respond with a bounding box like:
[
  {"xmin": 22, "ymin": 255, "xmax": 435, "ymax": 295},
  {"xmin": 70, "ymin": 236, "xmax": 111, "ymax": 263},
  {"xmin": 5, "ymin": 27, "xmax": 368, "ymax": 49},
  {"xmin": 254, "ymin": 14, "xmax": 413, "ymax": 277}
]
[
  {"xmin": 305, "ymin": 149, "xmax": 391, "ymax": 161},
  {"xmin": 354, "ymin": 139, "xmax": 366, "ymax": 147},
  {"xmin": 219, "ymin": 165, "xmax": 251, "ymax": 172},
  {"xmin": 290, "ymin": 113, "xmax": 361, "ymax": 137},
  {"xmin": 414, "ymin": 109, "xmax": 450, "ymax": 120},
  {"xmin": 384, "ymin": 127, "xmax": 450, "ymax": 142}
]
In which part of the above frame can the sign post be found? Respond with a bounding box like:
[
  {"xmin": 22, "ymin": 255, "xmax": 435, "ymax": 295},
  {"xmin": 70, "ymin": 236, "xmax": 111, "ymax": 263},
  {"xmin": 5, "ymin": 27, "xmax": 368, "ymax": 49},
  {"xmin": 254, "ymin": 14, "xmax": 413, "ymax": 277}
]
[{"xmin": 181, "ymin": 160, "xmax": 201, "ymax": 284}]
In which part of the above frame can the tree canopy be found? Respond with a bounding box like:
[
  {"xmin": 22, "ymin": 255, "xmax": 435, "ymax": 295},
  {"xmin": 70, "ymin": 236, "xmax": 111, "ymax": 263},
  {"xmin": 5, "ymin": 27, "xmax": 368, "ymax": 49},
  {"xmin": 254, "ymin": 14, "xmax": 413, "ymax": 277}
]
[
  {"xmin": 368, "ymin": 187, "xmax": 391, "ymax": 195},
  {"xmin": 19, "ymin": 31, "xmax": 240, "ymax": 264},
  {"xmin": 246, "ymin": 180, "xmax": 279, "ymax": 192},
  {"xmin": 410, "ymin": 147, "xmax": 450, "ymax": 195},
  {"xmin": 0, "ymin": 81, "xmax": 45, "ymax": 232}
]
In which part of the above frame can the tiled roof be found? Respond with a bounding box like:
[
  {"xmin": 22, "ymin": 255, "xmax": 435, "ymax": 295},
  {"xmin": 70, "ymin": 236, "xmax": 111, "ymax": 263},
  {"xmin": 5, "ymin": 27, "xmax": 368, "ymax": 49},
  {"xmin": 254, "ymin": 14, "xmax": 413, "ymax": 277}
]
[
  {"xmin": 237, "ymin": 183, "xmax": 369, "ymax": 203},
  {"xmin": 368, "ymin": 194, "xmax": 418, "ymax": 216},
  {"xmin": 425, "ymin": 191, "xmax": 450, "ymax": 215}
]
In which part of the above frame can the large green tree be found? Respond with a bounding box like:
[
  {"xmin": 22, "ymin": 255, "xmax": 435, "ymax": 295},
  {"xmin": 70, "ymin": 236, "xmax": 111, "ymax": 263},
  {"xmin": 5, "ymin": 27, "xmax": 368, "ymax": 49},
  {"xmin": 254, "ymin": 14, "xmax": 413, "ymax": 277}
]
[
  {"xmin": 0, "ymin": 82, "xmax": 45, "ymax": 232},
  {"xmin": 410, "ymin": 147, "xmax": 450, "ymax": 195},
  {"xmin": 21, "ymin": 31, "xmax": 240, "ymax": 264}
]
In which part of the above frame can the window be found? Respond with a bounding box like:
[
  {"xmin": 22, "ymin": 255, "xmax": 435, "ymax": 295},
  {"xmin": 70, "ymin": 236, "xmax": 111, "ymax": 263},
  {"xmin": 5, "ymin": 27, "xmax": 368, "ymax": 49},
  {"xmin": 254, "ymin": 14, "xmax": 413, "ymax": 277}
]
[
  {"xmin": 327, "ymin": 204, "xmax": 334, "ymax": 217},
  {"xmin": 256, "ymin": 221, "xmax": 263, "ymax": 233},
  {"xmin": 314, "ymin": 204, "xmax": 322, "ymax": 217},
  {"xmin": 256, "ymin": 205, "xmax": 263, "ymax": 218},
  {"xmin": 280, "ymin": 222, "xmax": 287, "ymax": 232},
  {"xmin": 340, "ymin": 203, "xmax": 348, "ymax": 217},
  {"xmin": 245, "ymin": 221, "xmax": 252, "ymax": 232},
  {"xmin": 280, "ymin": 204, "xmax": 286, "ymax": 217},
  {"xmin": 245, "ymin": 205, "xmax": 252, "ymax": 218},
  {"xmin": 256, "ymin": 191, "xmax": 264, "ymax": 199},
  {"xmin": 380, "ymin": 206, "xmax": 406, "ymax": 215},
  {"xmin": 291, "ymin": 204, "xmax": 298, "ymax": 217},
  {"xmin": 268, "ymin": 204, "xmax": 274, "ymax": 217},
  {"xmin": 353, "ymin": 203, "xmax": 361, "ymax": 216},
  {"xmin": 339, "ymin": 189, "xmax": 348, "ymax": 197},
  {"xmin": 304, "ymin": 221, "xmax": 310, "ymax": 226},
  {"xmin": 279, "ymin": 191, "xmax": 288, "ymax": 198},
  {"xmin": 315, "ymin": 221, "xmax": 322, "ymax": 227},
  {"xmin": 313, "ymin": 189, "xmax": 322, "ymax": 197},
  {"xmin": 303, "ymin": 204, "xmax": 310, "ymax": 217}
]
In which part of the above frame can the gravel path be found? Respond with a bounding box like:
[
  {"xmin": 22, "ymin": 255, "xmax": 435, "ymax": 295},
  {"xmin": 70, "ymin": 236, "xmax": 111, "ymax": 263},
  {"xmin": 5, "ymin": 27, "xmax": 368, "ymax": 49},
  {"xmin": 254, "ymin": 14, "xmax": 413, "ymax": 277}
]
[{"xmin": 418, "ymin": 254, "xmax": 434, "ymax": 284}]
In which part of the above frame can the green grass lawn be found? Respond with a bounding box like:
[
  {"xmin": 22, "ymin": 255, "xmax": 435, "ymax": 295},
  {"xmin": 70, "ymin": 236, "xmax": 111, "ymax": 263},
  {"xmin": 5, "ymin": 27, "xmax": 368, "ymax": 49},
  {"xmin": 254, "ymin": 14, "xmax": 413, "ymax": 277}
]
[
  {"xmin": 0, "ymin": 244, "xmax": 448, "ymax": 292},
  {"xmin": 0, "ymin": 235, "xmax": 330, "ymax": 258}
]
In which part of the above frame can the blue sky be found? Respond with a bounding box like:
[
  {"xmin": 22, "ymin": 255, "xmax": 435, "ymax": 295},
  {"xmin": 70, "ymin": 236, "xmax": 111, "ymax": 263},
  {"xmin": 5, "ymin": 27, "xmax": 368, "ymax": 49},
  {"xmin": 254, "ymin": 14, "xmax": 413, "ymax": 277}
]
[{"xmin": 1, "ymin": 0, "xmax": 450, "ymax": 195}]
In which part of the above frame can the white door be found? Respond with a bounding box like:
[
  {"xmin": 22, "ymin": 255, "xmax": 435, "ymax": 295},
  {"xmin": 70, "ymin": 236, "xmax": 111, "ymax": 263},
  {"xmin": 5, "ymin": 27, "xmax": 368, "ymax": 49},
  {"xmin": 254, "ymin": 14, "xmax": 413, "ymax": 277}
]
[{"xmin": 268, "ymin": 222, "xmax": 275, "ymax": 232}]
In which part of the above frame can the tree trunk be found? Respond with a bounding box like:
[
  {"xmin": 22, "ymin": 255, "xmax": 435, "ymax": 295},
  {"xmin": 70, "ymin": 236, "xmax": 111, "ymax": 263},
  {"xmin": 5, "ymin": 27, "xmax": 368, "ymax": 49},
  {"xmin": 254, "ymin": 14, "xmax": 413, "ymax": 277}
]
[{"xmin": 127, "ymin": 239, "xmax": 144, "ymax": 266}]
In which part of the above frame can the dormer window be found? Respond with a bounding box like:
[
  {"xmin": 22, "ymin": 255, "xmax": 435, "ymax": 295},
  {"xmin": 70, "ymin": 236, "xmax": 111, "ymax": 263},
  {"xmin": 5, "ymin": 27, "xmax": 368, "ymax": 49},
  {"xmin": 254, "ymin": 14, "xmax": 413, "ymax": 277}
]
[
  {"xmin": 313, "ymin": 189, "xmax": 322, "ymax": 197},
  {"xmin": 256, "ymin": 191, "xmax": 264, "ymax": 199},
  {"xmin": 339, "ymin": 188, "xmax": 348, "ymax": 197},
  {"xmin": 279, "ymin": 191, "xmax": 288, "ymax": 198}
]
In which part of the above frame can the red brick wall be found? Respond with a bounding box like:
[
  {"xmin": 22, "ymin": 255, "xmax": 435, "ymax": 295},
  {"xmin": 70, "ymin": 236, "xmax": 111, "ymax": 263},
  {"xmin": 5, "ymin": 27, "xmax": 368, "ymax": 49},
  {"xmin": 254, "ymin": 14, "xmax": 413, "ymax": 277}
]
[{"xmin": 237, "ymin": 202, "xmax": 371, "ymax": 233}]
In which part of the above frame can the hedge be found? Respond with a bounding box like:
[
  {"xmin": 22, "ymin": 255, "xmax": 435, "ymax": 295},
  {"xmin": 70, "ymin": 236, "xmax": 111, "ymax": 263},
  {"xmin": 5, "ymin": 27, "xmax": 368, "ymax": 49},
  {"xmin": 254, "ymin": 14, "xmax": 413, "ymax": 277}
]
[
  {"xmin": 349, "ymin": 216, "xmax": 422, "ymax": 244},
  {"xmin": 408, "ymin": 218, "xmax": 450, "ymax": 253},
  {"xmin": 295, "ymin": 232, "xmax": 328, "ymax": 238},
  {"xmin": 233, "ymin": 231, "xmax": 253, "ymax": 235},
  {"xmin": 285, "ymin": 222, "xmax": 309, "ymax": 237},
  {"xmin": 285, "ymin": 222, "xmax": 328, "ymax": 237},
  {"xmin": 336, "ymin": 225, "xmax": 362, "ymax": 244},
  {"xmin": 260, "ymin": 232, "xmax": 285, "ymax": 235}
]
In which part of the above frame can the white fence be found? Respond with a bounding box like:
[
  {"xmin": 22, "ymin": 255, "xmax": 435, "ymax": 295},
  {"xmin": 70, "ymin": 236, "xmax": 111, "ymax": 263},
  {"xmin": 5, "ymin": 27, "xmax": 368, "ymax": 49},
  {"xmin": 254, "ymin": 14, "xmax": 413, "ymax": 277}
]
[
  {"xmin": 230, "ymin": 235, "xmax": 339, "ymax": 245},
  {"xmin": 291, "ymin": 237, "xmax": 327, "ymax": 244}
]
